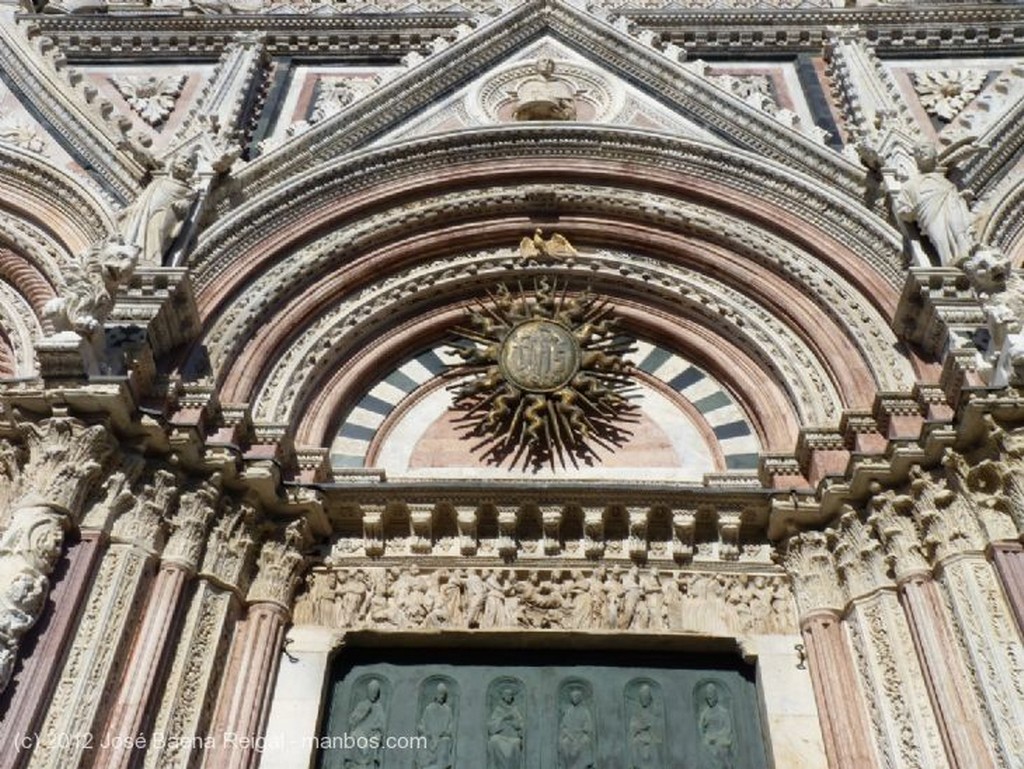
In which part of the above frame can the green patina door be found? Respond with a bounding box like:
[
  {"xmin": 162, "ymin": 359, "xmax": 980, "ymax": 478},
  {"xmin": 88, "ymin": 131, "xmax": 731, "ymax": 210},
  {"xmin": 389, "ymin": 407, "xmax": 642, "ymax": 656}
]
[{"xmin": 317, "ymin": 647, "xmax": 769, "ymax": 769}]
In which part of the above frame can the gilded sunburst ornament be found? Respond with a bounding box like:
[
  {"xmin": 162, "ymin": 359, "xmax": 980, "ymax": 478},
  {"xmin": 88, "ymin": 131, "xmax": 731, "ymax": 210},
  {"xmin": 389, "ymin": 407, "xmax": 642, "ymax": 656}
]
[{"xmin": 448, "ymin": 275, "xmax": 638, "ymax": 470}]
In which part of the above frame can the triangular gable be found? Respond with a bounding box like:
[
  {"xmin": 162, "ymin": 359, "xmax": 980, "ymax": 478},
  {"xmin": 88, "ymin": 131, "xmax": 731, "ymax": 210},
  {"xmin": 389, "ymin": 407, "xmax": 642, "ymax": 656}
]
[{"xmin": 240, "ymin": 0, "xmax": 860, "ymax": 201}]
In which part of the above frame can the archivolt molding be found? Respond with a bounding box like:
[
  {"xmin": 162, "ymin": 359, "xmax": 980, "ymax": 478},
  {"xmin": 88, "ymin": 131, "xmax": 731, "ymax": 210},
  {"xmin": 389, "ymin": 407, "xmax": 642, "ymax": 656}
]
[
  {"xmin": 0, "ymin": 279, "xmax": 41, "ymax": 377},
  {"xmin": 0, "ymin": 145, "xmax": 116, "ymax": 259},
  {"xmin": 241, "ymin": 247, "xmax": 861, "ymax": 438},
  {"xmin": 0, "ymin": 247, "xmax": 57, "ymax": 317},
  {"xmin": 198, "ymin": 184, "xmax": 911, "ymax": 415},
  {"xmin": 0, "ymin": 18, "xmax": 145, "ymax": 202},
  {"xmin": 193, "ymin": 130, "xmax": 899, "ymax": 301}
]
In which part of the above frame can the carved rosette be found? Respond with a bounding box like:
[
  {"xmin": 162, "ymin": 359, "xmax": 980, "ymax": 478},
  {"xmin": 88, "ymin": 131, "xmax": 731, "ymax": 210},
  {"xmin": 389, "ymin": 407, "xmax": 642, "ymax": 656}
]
[{"xmin": 448, "ymin": 275, "xmax": 638, "ymax": 470}]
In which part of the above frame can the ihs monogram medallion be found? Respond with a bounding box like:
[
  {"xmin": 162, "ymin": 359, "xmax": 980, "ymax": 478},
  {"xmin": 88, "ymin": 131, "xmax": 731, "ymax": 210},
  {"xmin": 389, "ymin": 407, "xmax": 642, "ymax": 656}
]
[{"xmin": 449, "ymin": 260, "xmax": 638, "ymax": 470}]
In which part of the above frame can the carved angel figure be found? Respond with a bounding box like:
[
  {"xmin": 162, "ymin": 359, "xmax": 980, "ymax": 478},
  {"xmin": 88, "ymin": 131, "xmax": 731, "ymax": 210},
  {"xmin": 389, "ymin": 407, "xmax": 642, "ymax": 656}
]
[{"xmin": 518, "ymin": 229, "xmax": 578, "ymax": 266}]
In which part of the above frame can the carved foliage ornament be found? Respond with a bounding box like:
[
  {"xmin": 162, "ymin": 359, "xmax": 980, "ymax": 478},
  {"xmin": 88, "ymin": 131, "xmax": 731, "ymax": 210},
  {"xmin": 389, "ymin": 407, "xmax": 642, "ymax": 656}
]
[
  {"xmin": 110, "ymin": 74, "xmax": 187, "ymax": 128},
  {"xmin": 912, "ymin": 69, "xmax": 986, "ymax": 123},
  {"xmin": 448, "ymin": 249, "xmax": 638, "ymax": 470}
]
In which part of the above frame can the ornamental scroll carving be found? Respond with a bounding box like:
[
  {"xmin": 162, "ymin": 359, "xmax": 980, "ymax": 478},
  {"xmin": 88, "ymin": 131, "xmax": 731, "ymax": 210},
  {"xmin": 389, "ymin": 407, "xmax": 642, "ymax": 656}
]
[{"xmin": 293, "ymin": 565, "xmax": 795, "ymax": 636}]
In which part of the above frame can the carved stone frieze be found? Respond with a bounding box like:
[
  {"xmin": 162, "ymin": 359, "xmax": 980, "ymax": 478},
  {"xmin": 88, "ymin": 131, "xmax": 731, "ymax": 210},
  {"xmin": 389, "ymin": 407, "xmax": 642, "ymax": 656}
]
[{"xmin": 292, "ymin": 564, "xmax": 796, "ymax": 637}]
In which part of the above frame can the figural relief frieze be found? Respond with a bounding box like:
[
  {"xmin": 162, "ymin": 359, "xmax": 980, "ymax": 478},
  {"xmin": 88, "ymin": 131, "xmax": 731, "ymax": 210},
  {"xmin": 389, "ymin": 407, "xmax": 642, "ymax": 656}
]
[{"xmin": 292, "ymin": 565, "xmax": 796, "ymax": 636}]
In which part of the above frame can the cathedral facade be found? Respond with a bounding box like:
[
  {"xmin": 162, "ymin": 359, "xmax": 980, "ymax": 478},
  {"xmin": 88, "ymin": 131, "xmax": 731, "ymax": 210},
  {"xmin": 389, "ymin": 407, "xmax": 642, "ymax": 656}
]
[{"xmin": 1, "ymin": 0, "xmax": 1024, "ymax": 767}]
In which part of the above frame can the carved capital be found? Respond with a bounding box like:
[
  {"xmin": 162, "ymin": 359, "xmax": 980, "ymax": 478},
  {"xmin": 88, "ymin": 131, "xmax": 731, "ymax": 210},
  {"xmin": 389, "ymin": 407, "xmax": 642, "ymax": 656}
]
[
  {"xmin": 783, "ymin": 531, "xmax": 845, "ymax": 617},
  {"xmin": 199, "ymin": 497, "xmax": 257, "ymax": 591},
  {"xmin": 247, "ymin": 521, "xmax": 309, "ymax": 611},
  {"xmin": 907, "ymin": 464, "xmax": 985, "ymax": 562},
  {"xmin": 110, "ymin": 468, "xmax": 177, "ymax": 552},
  {"xmin": 833, "ymin": 506, "xmax": 892, "ymax": 599},
  {"xmin": 19, "ymin": 418, "xmax": 115, "ymax": 521},
  {"xmin": 164, "ymin": 477, "xmax": 221, "ymax": 571},
  {"xmin": 867, "ymin": 490, "xmax": 930, "ymax": 583}
]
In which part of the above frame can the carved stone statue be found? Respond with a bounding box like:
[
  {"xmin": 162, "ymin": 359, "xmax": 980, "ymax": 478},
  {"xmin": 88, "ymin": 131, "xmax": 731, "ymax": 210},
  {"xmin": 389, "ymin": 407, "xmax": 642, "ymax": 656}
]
[
  {"xmin": 697, "ymin": 683, "xmax": 735, "ymax": 769},
  {"xmin": 487, "ymin": 684, "xmax": 525, "ymax": 769},
  {"xmin": 628, "ymin": 683, "xmax": 663, "ymax": 769},
  {"xmin": 117, "ymin": 150, "xmax": 199, "ymax": 265},
  {"xmin": 558, "ymin": 685, "xmax": 596, "ymax": 769},
  {"xmin": 894, "ymin": 143, "xmax": 975, "ymax": 266},
  {"xmin": 512, "ymin": 58, "xmax": 577, "ymax": 121},
  {"xmin": 0, "ymin": 500, "xmax": 65, "ymax": 691},
  {"xmin": 416, "ymin": 682, "xmax": 455, "ymax": 769},
  {"xmin": 347, "ymin": 678, "xmax": 387, "ymax": 769},
  {"xmin": 43, "ymin": 237, "xmax": 139, "ymax": 337}
]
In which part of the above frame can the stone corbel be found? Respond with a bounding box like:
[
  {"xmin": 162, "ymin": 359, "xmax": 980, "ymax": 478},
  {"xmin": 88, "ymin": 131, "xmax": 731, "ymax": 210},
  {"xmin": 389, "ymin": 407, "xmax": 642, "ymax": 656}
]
[
  {"xmin": 455, "ymin": 504, "xmax": 478, "ymax": 555},
  {"xmin": 671, "ymin": 508, "xmax": 696, "ymax": 563},
  {"xmin": 627, "ymin": 506, "xmax": 647, "ymax": 562},
  {"xmin": 496, "ymin": 505, "xmax": 518, "ymax": 561},
  {"xmin": 360, "ymin": 503, "xmax": 385, "ymax": 558},
  {"xmin": 408, "ymin": 502, "xmax": 434, "ymax": 555},
  {"xmin": 583, "ymin": 506, "xmax": 604, "ymax": 559},
  {"xmin": 540, "ymin": 504, "xmax": 562, "ymax": 556},
  {"xmin": 716, "ymin": 508, "xmax": 741, "ymax": 562}
]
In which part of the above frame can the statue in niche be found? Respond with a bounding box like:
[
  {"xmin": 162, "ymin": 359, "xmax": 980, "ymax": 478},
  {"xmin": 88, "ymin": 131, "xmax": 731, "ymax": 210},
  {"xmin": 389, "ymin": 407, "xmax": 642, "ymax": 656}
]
[
  {"xmin": 626, "ymin": 682, "xmax": 663, "ymax": 769},
  {"xmin": 894, "ymin": 142, "xmax": 976, "ymax": 266},
  {"xmin": 117, "ymin": 150, "xmax": 199, "ymax": 265},
  {"xmin": 487, "ymin": 681, "xmax": 525, "ymax": 769},
  {"xmin": 346, "ymin": 677, "xmax": 387, "ymax": 769},
  {"xmin": 416, "ymin": 680, "xmax": 456, "ymax": 769},
  {"xmin": 696, "ymin": 682, "xmax": 735, "ymax": 769},
  {"xmin": 512, "ymin": 58, "xmax": 578, "ymax": 121},
  {"xmin": 558, "ymin": 684, "xmax": 596, "ymax": 769}
]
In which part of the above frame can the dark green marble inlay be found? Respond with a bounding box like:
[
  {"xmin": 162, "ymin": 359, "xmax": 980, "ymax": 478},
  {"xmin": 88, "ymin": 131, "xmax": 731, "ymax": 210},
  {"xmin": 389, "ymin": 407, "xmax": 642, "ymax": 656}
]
[{"xmin": 318, "ymin": 647, "xmax": 768, "ymax": 769}]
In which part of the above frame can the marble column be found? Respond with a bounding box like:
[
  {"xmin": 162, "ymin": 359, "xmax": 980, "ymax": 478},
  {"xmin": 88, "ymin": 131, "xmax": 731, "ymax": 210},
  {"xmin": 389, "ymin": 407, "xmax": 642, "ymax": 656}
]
[
  {"xmin": 0, "ymin": 532, "xmax": 104, "ymax": 769},
  {"xmin": 143, "ymin": 498, "xmax": 256, "ymax": 769},
  {"xmin": 870, "ymin": 490, "xmax": 997, "ymax": 769},
  {"xmin": 990, "ymin": 543, "xmax": 1024, "ymax": 633},
  {"xmin": 94, "ymin": 481, "xmax": 219, "ymax": 769},
  {"xmin": 785, "ymin": 531, "xmax": 880, "ymax": 769},
  {"xmin": 201, "ymin": 529, "xmax": 306, "ymax": 769}
]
